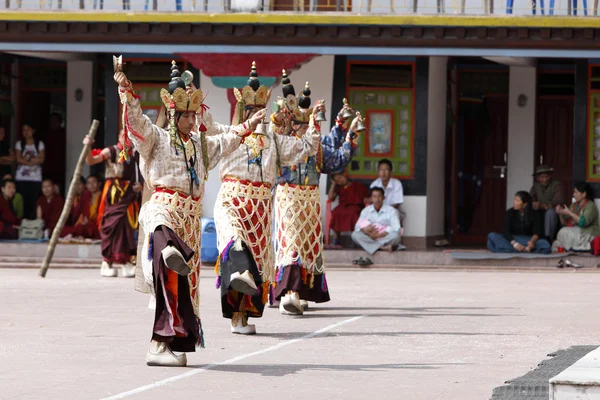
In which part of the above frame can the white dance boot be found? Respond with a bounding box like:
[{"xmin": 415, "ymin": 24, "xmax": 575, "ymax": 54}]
[
  {"xmin": 229, "ymin": 270, "xmax": 258, "ymax": 296},
  {"xmin": 280, "ymin": 291, "xmax": 303, "ymax": 315},
  {"xmin": 145, "ymin": 341, "xmax": 187, "ymax": 367},
  {"xmin": 161, "ymin": 246, "xmax": 191, "ymax": 276},
  {"xmin": 121, "ymin": 262, "xmax": 136, "ymax": 278},
  {"xmin": 231, "ymin": 312, "xmax": 256, "ymax": 335},
  {"xmin": 100, "ymin": 261, "xmax": 118, "ymax": 277}
]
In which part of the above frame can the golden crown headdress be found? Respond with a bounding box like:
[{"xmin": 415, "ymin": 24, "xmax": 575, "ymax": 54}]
[
  {"xmin": 233, "ymin": 61, "xmax": 272, "ymax": 108},
  {"xmin": 160, "ymin": 61, "xmax": 205, "ymax": 113},
  {"xmin": 280, "ymin": 70, "xmax": 312, "ymax": 124}
]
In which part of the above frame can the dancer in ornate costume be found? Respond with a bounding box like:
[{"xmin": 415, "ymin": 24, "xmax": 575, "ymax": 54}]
[
  {"xmin": 272, "ymin": 71, "xmax": 360, "ymax": 315},
  {"xmin": 85, "ymin": 130, "xmax": 141, "ymax": 278},
  {"xmin": 212, "ymin": 62, "xmax": 322, "ymax": 335},
  {"xmin": 113, "ymin": 61, "xmax": 263, "ymax": 367}
]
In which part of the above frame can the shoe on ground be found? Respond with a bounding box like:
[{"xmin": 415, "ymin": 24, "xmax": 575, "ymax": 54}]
[
  {"xmin": 161, "ymin": 246, "xmax": 191, "ymax": 276},
  {"xmin": 231, "ymin": 317, "xmax": 256, "ymax": 335},
  {"xmin": 280, "ymin": 292, "xmax": 303, "ymax": 315},
  {"xmin": 100, "ymin": 261, "xmax": 118, "ymax": 277},
  {"xmin": 146, "ymin": 341, "xmax": 187, "ymax": 367},
  {"xmin": 356, "ymin": 257, "xmax": 373, "ymax": 266},
  {"xmin": 121, "ymin": 262, "xmax": 136, "ymax": 278},
  {"xmin": 229, "ymin": 270, "xmax": 258, "ymax": 296},
  {"xmin": 300, "ymin": 299, "xmax": 309, "ymax": 310}
]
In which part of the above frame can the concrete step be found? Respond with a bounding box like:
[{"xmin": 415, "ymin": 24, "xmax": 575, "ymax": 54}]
[
  {"xmin": 550, "ymin": 347, "xmax": 600, "ymax": 400},
  {"xmin": 0, "ymin": 241, "xmax": 102, "ymax": 259},
  {"xmin": 1, "ymin": 241, "xmax": 599, "ymax": 270}
]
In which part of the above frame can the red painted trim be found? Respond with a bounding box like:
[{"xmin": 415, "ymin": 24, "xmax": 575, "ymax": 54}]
[{"xmin": 364, "ymin": 109, "xmax": 395, "ymax": 158}]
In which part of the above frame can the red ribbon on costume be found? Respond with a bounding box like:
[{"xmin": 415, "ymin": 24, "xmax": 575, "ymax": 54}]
[{"xmin": 198, "ymin": 103, "xmax": 210, "ymax": 116}]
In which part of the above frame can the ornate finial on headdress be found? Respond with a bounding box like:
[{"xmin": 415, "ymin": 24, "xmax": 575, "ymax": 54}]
[
  {"xmin": 247, "ymin": 61, "xmax": 260, "ymax": 90},
  {"xmin": 168, "ymin": 60, "xmax": 185, "ymax": 94},
  {"xmin": 282, "ymin": 69, "xmax": 295, "ymax": 98},
  {"xmin": 299, "ymin": 81, "xmax": 311, "ymax": 109}
]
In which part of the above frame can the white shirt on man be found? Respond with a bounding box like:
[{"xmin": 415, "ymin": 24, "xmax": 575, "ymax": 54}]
[
  {"xmin": 354, "ymin": 204, "xmax": 401, "ymax": 235},
  {"xmin": 370, "ymin": 177, "xmax": 404, "ymax": 207}
]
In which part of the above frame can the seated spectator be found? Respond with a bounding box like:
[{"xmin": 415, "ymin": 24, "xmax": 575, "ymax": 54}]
[
  {"xmin": 552, "ymin": 182, "xmax": 600, "ymax": 252},
  {"xmin": 351, "ymin": 187, "xmax": 403, "ymax": 256},
  {"xmin": 0, "ymin": 126, "xmax": 14, "ymax": 178},
  {"xmin": 36, "ymin": 178, "xmax": 64, "ymax": 233},
  {"xmin": 62, "ymin": 175, "xmax": 102, "ymax": 239},
  {"xmin": 487, "ymin": 191, "xmax": 551, "ymax": 254},
  {"xmin": 328, "ymin": 171, "xmax": 369, "ymax": 248},
  {"xmin": 530, "ymin": 165, "xmax": 564, "ymax": 241},
  {"xmin": 0, "ymin": 178, "xmax": 20, "ymax": 239},
  {"xmin": 370, "ymin": 159, "xmax": 405, "ymax": 222},
  {"xmin": 2, "ymin": 173, "xmax": 23, "ymax": 219},
  {"xmin": 68, "ymin": 177, "xmax": 89, "ymax": 226}
]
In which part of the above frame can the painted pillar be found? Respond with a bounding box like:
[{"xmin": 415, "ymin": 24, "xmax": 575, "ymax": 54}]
[
  {"xmin": 425, "ymin": 57, "xmax": 447, "ymax": 237},
  {"xmin": 66, "ymin": 60, "xmax": 94, "ymax": 186},
  {"xmin": 506, "ymin": 66, "xmax": 537, "ymax": 208}
]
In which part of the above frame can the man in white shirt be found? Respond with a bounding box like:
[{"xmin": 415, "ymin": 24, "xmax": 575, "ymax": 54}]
[
  {"xmin": 352, "ymin": 187, "xmax": 403, "ymax": 255},
  {"xmin": 370, "ymin": 159, "xmax": 405, "ymax": 222}
]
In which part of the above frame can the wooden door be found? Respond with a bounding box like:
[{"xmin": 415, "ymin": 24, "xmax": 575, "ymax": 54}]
[
  {"xmin": 535, "ymin": 96, "xmax": 574, "ymax": 204},
  {"xmin": 454, "ymin": 96, "xmax": 509, "ymax": 242}
]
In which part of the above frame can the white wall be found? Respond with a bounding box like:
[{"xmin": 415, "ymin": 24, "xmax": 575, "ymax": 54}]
[
  {"xmin": 66, "ymin": 61, "xmax": 93, "ymax": 187},
  {"xmin": 506, "ymin": 66, "xmax": 536, "ymax": 208},
  {"xmin": 425, "ymin": 57, "xmax": 447, "ymax": 237},
  {"xmin": 199, "ymin": 55, "xmax": 335, "ymax": 218},
  {"xmin": 403, "ymin": 196, "xmax": 427, "ymax": 237}
]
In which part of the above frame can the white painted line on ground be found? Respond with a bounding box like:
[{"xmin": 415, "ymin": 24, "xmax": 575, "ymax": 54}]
[{"xmin": 100, "ymin": 315, "xmax": 366, "ymax": 400}]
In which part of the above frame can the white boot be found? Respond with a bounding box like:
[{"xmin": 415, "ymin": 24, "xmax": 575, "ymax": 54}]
[
  {"xmin": 280, "ymin": 292, "xmax": 303, "ymax": 315},
  {"xmin": 230, "ymin": 312, "xmax": 256, "ymax": 335},
  {"xmin": 145, "ymin": 341, "xmax": 187, "ymax": 367},
  {"xmin": 121, "ymin": 262, "xmax": 135, "ymax": 278},
  {"xmin": 161, "ymin": 246, "xmax": 191, "ymax": 276},
  {"xmin": 100, "ymin": 261, "xmax": 118, "ymax": 277},
  {"xmin": 229, "ymin": 270, "xmax": 258, "ymax": 296},
  {"xmin": 300, "ymin": 299, "xmax": 309, "ymax": 310}
]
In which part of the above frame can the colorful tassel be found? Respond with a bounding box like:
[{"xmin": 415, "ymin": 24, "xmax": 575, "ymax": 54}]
[
  {"xmin": 321, "ymin": 274, "xmax": 328, "ymax": 292},
  {"xmin": 215, "ymin": 275, "xmax": 222, "ymax": 289},
  {"xmin": 261, "ymin": 282, "xmax": 269, "ymax": 305},
  {"xmin": 276, "ymin": 266, "xmax": 284, "ymax": 282},
  {"xmin": 147, "ymin": 233, "xmax": 153, "ymax": 261},
  {"xmin": 269, "ymin": 284, "xmax": 275, "ymax": 305},
  {"xmin": 222, "ymin": 239, "xmax": 235, "ymax": 263},
  {"xmin": 198, "ymin": 318, "xmax": 205, "ymax": 349}
]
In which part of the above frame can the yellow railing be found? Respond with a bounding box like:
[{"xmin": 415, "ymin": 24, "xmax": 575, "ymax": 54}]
[{"xmin": 0, "ymin": 0, "xmax": 597, "ymax": 16}]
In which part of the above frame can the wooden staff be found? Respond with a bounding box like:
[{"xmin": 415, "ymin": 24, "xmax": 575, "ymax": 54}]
[{"xmin": 39, "ymin": 120, "xmax": 100, "ymax": 278}]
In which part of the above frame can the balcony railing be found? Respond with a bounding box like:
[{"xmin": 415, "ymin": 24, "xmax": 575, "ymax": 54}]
[{"xmin": 2, "ymin": 0, "xmax": 598, "ymax": 17}]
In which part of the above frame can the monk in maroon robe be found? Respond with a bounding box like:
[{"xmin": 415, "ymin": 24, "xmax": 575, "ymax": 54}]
[
  {"xmin": 62, "ymin": 175, "xmax": 102, "ymax": 239},
  {"xmin": 328, "ymin": 171, "xmax": 369, "ymax": 247},
  {"xmin": 0, "ymin": 178, "xmax": 20, "ymax": 239},
  {"xmin": 36, "ymin": 178, "xmax": 64, "ymax": 233}
]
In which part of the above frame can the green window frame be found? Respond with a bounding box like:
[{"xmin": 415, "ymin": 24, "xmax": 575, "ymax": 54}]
[{"xmin": 347, "ymin": 88, "xmax": 413, "ymax": 179}]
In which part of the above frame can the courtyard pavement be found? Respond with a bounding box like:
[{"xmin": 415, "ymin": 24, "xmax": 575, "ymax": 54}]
[{"xmin": 1, "ymin": 267, "xmax": 599, "ymax": 399}]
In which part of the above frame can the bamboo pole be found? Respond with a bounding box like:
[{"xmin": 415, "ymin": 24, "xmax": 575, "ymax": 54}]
[{"xmin": 39, "ymin": 120, "xmax": 100, "ymax": 278}]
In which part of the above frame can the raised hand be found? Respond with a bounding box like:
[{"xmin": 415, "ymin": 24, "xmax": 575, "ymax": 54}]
[
  {"xmin": 313, "ymin": 100, "xmax": 326, "ymax": 115},
  {"xmin": 114, "ymin": 71, "xmax": 130, "ymax": 88},
  {"xmin": 248, "ymin": 108, "xmax": 267, "ymax": 131}
]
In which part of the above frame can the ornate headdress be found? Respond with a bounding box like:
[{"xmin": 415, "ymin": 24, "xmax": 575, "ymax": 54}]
[
  {"xmin": 159, "ymin": 61, "xmax": 205, "ymax": 145},
  {"xmin": 233, "ymin": 61, "xmax": 272, "ymax": 124},
  {"xmin": 159, "ymin": 60, "xmax": 209, "ymax": 186},
  {"xmin": 280, "ymin": 70, "xmax": 313, "ymax": 124}
]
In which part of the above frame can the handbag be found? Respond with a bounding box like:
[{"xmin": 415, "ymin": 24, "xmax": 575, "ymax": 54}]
[{"xmin": 19, "ymin": 218, "xmax": 45, "ymax": 240}]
